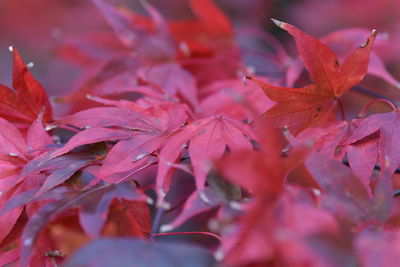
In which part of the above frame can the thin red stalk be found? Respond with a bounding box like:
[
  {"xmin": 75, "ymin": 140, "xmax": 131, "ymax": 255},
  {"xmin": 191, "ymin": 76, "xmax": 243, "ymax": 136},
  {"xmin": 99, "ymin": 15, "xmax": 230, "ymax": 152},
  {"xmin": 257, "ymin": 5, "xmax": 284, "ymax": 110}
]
[
  {"xmin": 152, "ymin": 231, "xmax": 221, "ymax": 241},
  {"xmin": 359, "ymin": 98, "xmax": 398, "ymax": 117}
]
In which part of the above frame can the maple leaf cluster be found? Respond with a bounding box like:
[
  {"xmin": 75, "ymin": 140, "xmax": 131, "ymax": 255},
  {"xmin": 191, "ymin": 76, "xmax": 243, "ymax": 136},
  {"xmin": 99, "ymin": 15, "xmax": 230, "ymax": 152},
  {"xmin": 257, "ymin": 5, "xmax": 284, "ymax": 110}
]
[{"xmin": 0, "ymin": 0, "xmax": 400, "ymax": 266}]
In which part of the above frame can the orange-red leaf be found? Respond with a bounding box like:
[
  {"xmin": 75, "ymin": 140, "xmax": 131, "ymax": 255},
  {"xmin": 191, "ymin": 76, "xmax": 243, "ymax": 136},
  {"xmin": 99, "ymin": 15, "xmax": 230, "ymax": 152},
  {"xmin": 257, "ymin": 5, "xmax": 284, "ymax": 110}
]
[
  {"xmin": 0, "ymin": 47, "xmax": 52, "ymax": 128},
  {"xmin": 250, "ymin": 20, "xmax": 377, "ymax": 130}
]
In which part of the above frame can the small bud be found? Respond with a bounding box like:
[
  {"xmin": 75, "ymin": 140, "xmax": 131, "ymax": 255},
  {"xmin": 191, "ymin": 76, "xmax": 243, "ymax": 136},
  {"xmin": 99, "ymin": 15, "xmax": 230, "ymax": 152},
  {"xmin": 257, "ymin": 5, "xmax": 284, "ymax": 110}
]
[
  {"xmin": 200, "ymin": 191, "xmax": 211, "ymax": 204},
  {"xmin": 8, "ymin": 46, "xmax": 14, "ymax": 52}
]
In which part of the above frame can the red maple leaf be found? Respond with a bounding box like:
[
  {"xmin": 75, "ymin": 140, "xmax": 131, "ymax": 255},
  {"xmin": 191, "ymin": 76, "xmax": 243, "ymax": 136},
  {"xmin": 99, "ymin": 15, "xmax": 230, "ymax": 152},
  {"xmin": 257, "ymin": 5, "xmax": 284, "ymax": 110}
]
[
  {"xmin": 156, "ymin": 115, "xmax": 255, "ymax": 198},
  {"xmin": 47, "ymin": 101, "xmax": 188, "ymax": 184},
  {"xmin": 248, "ymin": 20, "xmax": 377, "ymax": 131},
  {"xmin": 0, "ymin": 47, "xmax": 52, "ymax": 128},
  {"xmin": 12, "ymin": 183, "xmax": 150, "ymax": 266},
  {"xmin": 216, "ymin": 120, "xmax": 310, "ymax": 265},
  {"xmin": 0, "ymin": 118, "xmax": 52, "ymax": 250}
]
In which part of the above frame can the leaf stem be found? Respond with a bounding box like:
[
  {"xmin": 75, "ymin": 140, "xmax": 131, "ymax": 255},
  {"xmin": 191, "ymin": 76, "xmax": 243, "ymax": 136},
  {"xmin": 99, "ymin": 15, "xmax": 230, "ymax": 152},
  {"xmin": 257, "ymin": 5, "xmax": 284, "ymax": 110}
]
[
  {"xmin": 353, "ymin": 86, "xmax": 399, "ymax": 105},
  {"xmin": 152, "ymin": 231, "xmax": 221, "ymax": 241},
  {"xmin": 359, "ymin": 99, "xmax": 398, "ymax": 117}
]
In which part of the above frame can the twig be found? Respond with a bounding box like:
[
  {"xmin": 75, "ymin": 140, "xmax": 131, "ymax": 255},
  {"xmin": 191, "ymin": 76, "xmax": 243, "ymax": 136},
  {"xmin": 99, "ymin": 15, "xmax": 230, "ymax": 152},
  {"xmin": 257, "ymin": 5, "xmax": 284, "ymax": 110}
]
[{"xmin": 152, "ymin": 231, "xmax": 221, "ymax": 241}]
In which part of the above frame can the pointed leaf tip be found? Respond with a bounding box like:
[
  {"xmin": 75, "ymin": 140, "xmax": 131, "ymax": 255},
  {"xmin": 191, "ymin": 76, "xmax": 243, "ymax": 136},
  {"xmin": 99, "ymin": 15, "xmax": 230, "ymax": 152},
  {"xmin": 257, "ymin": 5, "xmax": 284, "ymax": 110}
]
[
  {"xmin": 271, "ymin": 18, "xmax": 283, "ymax": 28},
  {"xmin": 86, "ymin": 94, "xmax": 94, "ymax": 100},
  {"xmin": 242, "ymin": 76, "xmax": 249, "ymax": 86},
  {"xmin": 160, "ymin": 224, "xmax": 174, "ymax": 233},
  {"xmin": 360, "ymin": 30, "xmax": 378, "ymax": 48},
  {"xmin": 244, "ymin": 75, "xmax": 253, "ymax": 81}
]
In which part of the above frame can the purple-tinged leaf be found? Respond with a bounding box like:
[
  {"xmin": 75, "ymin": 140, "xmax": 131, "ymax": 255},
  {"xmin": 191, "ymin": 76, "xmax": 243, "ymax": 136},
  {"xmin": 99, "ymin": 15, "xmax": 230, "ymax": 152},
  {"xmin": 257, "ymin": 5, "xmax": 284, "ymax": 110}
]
[
  {"xmin": 0, "ymin": 186, "xmax": 72, "ymax": 215},
  {"xmin": 21, "ymin": 153, "xmax": 95, "ymax": 180},
  {"xmin": 347, "ymin": 111, "xmax": 400, "ymax": 177},
  {"xmin": 79, "ymin": 183, "xmax": 147, "ymax": 238},
  {"xmin": 136, "ymin": 63, "xmax": 199, "ymax": 110},
  {"xmin": 20, "ymin": 183, "xmax": 148, "ymax": 266},
  {"xmin": 63, "ymin": 238, "xmax": 215, "ymax": 267},
  {"xmin": 161, "ymin": 187, "xmax": 225, "ymax": 232},
  {"xmin": 0, "ymin": 188, "xmax": 39, "ymax": 215},
  {"xmin": 49, "ymin": 127, "xmax": 136, "ymax": 159},
  {"xmin": 91, "ymin": 0, "xmax": 175, "ymax": 59},
  {"xmin": 347, "ymin": 137, "xmax": 378, "ymax": 194},
  {"xmin": 49, "ymin": 107, "xmax": 159, "ymax": 132},
  {"xmin": 295, "ymin": 120, "xmax": 349, "ymax": 158},
  {"xmin": 98, "ymin": 134, "xmax": 165, "ymax": 178},
  {"xmin": 306, "ymin": 153, "xmax": 391, "ymax": 227},
  {"xmin": 356, "ymin": 230, "xmax": 400, "ymax": 267},
  {"xmin": 36, "ymin": 158, "xmax": 90, "ymax": 196}
]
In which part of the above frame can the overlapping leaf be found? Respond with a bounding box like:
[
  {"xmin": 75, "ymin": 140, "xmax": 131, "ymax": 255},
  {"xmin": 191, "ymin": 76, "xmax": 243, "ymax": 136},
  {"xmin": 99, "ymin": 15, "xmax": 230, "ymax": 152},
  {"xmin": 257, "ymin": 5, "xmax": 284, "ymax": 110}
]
[
  {"xmin": 157, "ymin": 115, "xmax": 254, "ymax": 196},
  {"xmin": 48, "ymin": 102, "xmax": 188, "ymax": 183},
  {"xmin": 63, "ymin": 238, "xmax": 215, "ymax": 267},
  {"xmin": 18, "ymin": 183, "xmax": 150, "ymax": 266},
  {"xmin": 0, "ymin": 118, "xmax": 51, "ymax": 245},
  {"xmin": 346, "ymin": 109, "xmax": 400, "ymax": 177},
  {"xmin": 305, "ymin": 153, "xmax": 392, "ymax": 228}
]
